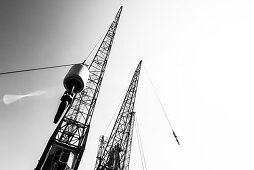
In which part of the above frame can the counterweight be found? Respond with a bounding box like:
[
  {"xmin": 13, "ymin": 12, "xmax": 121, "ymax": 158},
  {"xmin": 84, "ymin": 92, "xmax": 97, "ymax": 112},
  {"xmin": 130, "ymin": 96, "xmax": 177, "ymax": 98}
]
[
  {"xmin": 35, "ymin": 6, "xmax": 123, "ymax": 170},
  {"xmin": 95, "ymin": 61, "xmax": 142, "ymax": 170}
]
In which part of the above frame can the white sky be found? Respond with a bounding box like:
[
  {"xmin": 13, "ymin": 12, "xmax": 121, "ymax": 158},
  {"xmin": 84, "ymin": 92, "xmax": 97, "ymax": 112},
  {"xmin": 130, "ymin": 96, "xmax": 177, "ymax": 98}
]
[{"xmin": 1, "ymin": 0, "xmax": 254, "ymax": 170}]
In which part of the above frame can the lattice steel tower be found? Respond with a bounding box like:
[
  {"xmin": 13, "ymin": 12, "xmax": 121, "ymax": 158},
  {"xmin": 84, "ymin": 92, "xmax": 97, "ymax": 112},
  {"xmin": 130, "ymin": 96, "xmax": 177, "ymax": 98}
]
[
  {"xmin": 95, "ymin": 61, "xmax": 142, "ymax": 170},
  {"xmin": 35, "ymin": 6, "xmax": 123, "ymax": 170}
]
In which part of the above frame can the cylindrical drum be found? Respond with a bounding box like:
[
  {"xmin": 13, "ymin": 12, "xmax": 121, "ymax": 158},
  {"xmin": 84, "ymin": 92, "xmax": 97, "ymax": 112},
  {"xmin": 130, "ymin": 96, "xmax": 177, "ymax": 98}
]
[{"xmin": 63, "ymin": 64, "xmax": 89, "ymax": 93}]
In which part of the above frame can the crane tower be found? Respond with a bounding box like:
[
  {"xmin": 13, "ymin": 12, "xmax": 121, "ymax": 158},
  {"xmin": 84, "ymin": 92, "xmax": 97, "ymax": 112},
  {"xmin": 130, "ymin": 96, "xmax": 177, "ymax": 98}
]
[
  {"xmin": 35, "ymin": 6, "xmax": 123, "ymax": 170},
  {"xmin": 95, "ymin": 61, "xmax": 142, "ymax": 170}
]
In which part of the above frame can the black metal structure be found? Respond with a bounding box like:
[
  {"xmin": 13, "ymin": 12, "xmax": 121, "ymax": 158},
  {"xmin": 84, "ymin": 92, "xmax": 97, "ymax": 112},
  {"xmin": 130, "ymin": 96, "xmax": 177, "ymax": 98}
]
[
  {"xmin": 95, "ymin": 61, "xmax": 142, "ymax": 170},
  {"xmin": 35, "ymin": 6, "xmax": 123, "ymax": 170}
]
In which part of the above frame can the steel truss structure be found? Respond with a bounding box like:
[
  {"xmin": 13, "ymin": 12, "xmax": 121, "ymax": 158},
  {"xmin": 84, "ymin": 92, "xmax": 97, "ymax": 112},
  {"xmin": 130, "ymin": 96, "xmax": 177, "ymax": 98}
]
[
  {"xmin": 95, "ymin": 61, "xmax": 142, "ymax": 170},
  {"xmin": 35, "ymin": 6, "xmax": 123, "ymax": 170}
]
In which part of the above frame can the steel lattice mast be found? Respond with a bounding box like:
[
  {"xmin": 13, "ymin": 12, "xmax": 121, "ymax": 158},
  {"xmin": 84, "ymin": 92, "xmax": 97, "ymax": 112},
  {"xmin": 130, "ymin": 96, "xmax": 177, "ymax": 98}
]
[
  {"xmin": 35, "ymin": 6, "xmax": 123, "ymax": 170},
  {"xmin": 95, "ymin": 61, "xmax": 142, "ymax": 170}
]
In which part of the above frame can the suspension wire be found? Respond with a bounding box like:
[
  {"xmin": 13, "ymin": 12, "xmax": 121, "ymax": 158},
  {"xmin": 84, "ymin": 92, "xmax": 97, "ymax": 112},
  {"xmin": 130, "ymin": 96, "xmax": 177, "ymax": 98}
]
[
  {"xmin": 0, "ymin": 27, "xmax": 108, "ymax": 76},
  {"xmin": 0, "ymin": 63, "xmax": 80, "ymax": 76},
  {"xmin": 83, "ymin": 27, "xmax": 109, "ymax": 65},
  {"xmin": 103, "ymin": 100, "xmax": 121, "ymax": 136},
  {"xmin": 135, "ymin": 126, "xmax": 145, "ymax": 170},
  {"xmin": 0, "ymin": 10, "xmax": 115, "ymax": 75},
  {"xmin": 143, "ymin": 63, "xmax": 180, "ymax": 145},
  {"xmin": 135, "ymin": 116, "xmax": 148, "ymax": 170},
  {"xmin": 0, "ymin": 25, "xmax": 109, "ymax": 76},
  {"xmin": 103, "ymin": 84, "xmax": 128, "ymax": 136}
]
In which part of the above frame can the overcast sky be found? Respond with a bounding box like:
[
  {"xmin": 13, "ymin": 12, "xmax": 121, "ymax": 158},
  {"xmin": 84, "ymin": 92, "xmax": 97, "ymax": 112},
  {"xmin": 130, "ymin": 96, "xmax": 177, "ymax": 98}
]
[{"xmin": 1, "ymin": 0, "xmax": 254, "ymax": 170}]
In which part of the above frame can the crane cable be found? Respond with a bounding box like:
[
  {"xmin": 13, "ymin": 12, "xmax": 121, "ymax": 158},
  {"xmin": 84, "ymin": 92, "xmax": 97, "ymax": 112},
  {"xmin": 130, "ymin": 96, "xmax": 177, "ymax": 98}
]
[
  {"xmin": 103, "ymin": 81, "xmax": 130, "ymax": 136},
  {"xmin": 0, "ymin": 63, "xmax": 79, "ymax": 76},
  {"xmin": 0, "ymin": 31, "xmax": 104, "ymax": 76},
  {"xmin": 85, "ymin": 10, "xmax": 120, "ymax": 67},
  {"xmin": 84, "ymin": 26, "xmax": 109, "ymax": 65},
  {"xmin": 103, "ymin": 100, "xmax": 121, "ymax": 136},
  {"xmin": 135, "ymin": 116, "xmax": 148, "ymax": 170},
  {"xmin": 143, "ymin": 63, "xmax": 180, "ymax": 145},
  {"xmin": 0, "ymin": 24, "xmax": 109, "ymax": 76}
]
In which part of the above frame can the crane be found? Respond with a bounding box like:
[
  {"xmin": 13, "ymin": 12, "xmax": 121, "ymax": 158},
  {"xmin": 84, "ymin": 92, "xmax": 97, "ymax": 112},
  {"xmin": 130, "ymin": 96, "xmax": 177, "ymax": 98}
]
[
  {"xmin": 94, "ymin": 60, "xmax": 142, "ymax": 170},
  {"xmin": 35, "ymin": 6, "xmax": 123, "ymax": 170}
]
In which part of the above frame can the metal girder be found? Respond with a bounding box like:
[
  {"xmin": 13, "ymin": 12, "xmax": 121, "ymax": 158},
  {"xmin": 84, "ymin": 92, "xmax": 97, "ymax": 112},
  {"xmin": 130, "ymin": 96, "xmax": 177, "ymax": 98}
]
[
  {"xmin": 95, "ymin": 61, "xmax": 142, "ymax": 170},
  {"xmin": 35, "ymin": 6, "xmax": 123, "ymax": 170}
]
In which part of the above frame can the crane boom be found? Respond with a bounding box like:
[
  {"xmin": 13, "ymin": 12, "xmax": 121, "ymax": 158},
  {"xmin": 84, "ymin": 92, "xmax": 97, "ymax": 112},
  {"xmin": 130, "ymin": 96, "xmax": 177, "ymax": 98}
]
[
  {"xmin": 35, "ymin": 6, "xmax": 123, "ymax": 170},
  {"xmin": 95, "ymin": 61, "xmax": 142, "ymax": 170}
]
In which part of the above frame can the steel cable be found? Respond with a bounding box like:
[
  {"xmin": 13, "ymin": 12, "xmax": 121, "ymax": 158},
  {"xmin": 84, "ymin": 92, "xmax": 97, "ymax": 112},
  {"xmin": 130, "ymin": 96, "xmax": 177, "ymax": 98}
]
[
  {"xmin": 135, "ymin": 116, "xmax": 148, "ymax": 170},
  {"xmin": 143, "ymin": 63, "xmax": 180, "ymax": 145}
]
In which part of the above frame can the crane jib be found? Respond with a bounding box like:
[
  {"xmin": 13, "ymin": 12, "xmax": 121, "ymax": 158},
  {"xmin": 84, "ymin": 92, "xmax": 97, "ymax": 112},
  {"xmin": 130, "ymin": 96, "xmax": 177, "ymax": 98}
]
[{"xmin": 34, "ymin": 6, "xmax": 123, "ymax": 170}]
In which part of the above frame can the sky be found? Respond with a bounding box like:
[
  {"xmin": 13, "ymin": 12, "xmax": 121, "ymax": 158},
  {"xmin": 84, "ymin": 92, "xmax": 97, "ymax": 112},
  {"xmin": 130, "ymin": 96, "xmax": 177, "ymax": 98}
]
[{"xmin": 1, "ymin": 0, "xmax": 254, "ymax": 170}]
